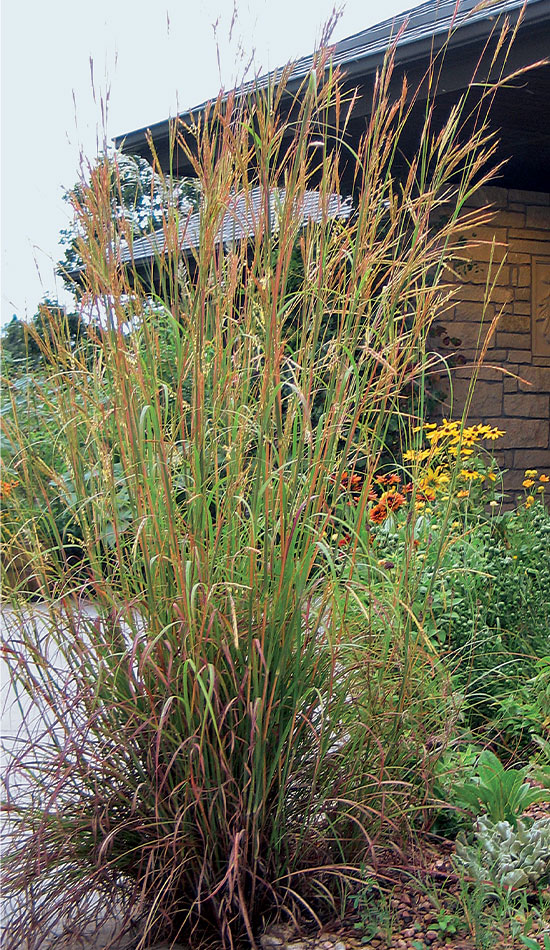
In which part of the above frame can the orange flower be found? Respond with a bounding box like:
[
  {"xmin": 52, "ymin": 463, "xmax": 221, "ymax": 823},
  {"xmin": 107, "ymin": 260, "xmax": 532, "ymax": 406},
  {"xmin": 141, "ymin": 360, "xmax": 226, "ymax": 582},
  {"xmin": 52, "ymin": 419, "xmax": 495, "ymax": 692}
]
[
  {"xmin": 385, "ymin": 491, "xmax": 406, "ymax": 512},
  {"xmin": 0, "ymin": 479, "xmax": 19, "ymax": 499},
  {"xmin": 369, "ymin": 501, "xmax": 388, "ymax": 524},
  {"xmin": 332, "ymin": 470, "xmax": 364, "ymax": 495},
  {"xmin": 376, "ymin": 473, "xmax": 401, "ymax": 487}
]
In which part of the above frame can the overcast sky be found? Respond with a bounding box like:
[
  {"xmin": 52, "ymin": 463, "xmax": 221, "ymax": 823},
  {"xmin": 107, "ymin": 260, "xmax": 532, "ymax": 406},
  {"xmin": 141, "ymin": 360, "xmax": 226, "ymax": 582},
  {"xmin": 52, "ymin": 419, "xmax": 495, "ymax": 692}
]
[{"xmin": 1, "ymin": 0, "xmax": 407, "ymax": 326}]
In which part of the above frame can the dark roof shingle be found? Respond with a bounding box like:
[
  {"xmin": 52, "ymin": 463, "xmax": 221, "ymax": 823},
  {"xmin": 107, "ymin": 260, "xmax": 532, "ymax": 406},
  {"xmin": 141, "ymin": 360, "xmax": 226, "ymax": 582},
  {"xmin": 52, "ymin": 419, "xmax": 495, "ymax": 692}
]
[{"xmin": 115, "ymin": 0, "xmax": 544, "ymax": 150}]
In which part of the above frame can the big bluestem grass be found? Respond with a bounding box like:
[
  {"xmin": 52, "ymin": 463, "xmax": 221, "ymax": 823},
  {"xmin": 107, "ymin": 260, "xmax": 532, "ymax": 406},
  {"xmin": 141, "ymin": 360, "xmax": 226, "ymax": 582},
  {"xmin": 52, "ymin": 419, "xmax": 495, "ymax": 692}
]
[{"xmin": 1, "ymin": 22, "xmax": 528, "ymax": 950}]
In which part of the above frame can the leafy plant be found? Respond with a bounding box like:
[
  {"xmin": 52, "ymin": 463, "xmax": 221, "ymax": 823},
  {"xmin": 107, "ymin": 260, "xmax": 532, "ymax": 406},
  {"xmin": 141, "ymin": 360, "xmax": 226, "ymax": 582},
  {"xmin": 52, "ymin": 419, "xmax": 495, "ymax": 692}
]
[
  {"xmin": 451, "ymin": 750, "xmax": 550, "ymax": 826},
  {"xmin": 521, "ymin": 934, "xmax": 550, "ymax": 950},
  {"xmin": 455, "ymin": 815, "xmax": 550, "ymax": 889}
]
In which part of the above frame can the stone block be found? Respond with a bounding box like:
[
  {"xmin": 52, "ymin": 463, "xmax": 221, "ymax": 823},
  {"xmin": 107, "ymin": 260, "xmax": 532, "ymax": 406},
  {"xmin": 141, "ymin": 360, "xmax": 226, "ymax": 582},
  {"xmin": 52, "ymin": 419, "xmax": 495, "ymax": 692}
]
[
  {"xmin": 517, "ymin": 265, "xmax": 531, "ymax": 287},
  {"xmin": 494, "ymin": 449, "xmax": 515, "ymax": 468},
  {"xmin": 486, "ymin": 418, "xmax": 549, "ymax": 448},
  {"xmin": 454, "ymin": 261, "xmax": 510, "ymax": 285},
  {"xmin": 514, "ymin": 286, "xmax": 531, "ymax": 301},
  {"xmin": 474, "ymin": 225, "xmax": 509, "ymax": 243},
  {"xmin": 452, "ymin": 301, "xmax": 494, "ymax": 323},
  {"xmin": 508, "ymin": 239, "xmax": 550, "ymax": 255},
  {"xmin": 452, "ymin": 364, "xmax": 508, "ymax": 381},
  {"xmin": 508, "ymin": 189, "xmax": 550, "ymax": 205},
  {"xmin": 455, "ymin": 283, "xmax": 495, "ymax": 302},
  {"xmin": 496, "ymin": 331, "xmax": 531, "ymax": 348},
  {"xmin": 503, "ymin": 393, "xmax": 549, "ymax": 417},
  {"xmin": 509, "ymin": 228, "xmax": 550, "ymax": 243},
  {"xmin": 461, "ymin": 240, "xmax": 507, "ymax": 263},
  {"xmin": 506, "ymin": 469, "xmax": 533, "ymax": 490},
  {"xmin": 514, "ymin": 448, "xmax": 550, "ymax": 470},
  {"xmin": 507, "ymin": 349, "xmax": 534, "ymax": 363},
  {"xmin": 443, "ymin": 321, "xmax": 496, "ymax": 350},
  {"xmin": 494, "ymin": 211, "xmax": 526, "ymax": 228},
  {"xmin": 517, "ymin": 365, "xmax": 550, "ymax": 392},
  {"xmin": 526, "ymin": 205, "xmax": 550, "ymax": 230},
  {"xmin": 456, "ymin": 379, "xmax": 503, "ymax": 416},
  {"xmin": 507, "ymin": 252, "xmax": 531, "ymax": 264},
  {"xmin": 513, "ymin": 302, "xmax": 532, "ymax": 316},
  {"xmin": 466, "ymin": 185, "xmax": 509, "ymax": 208},
  {"xmin": 498, "ymin": 314, "xmax": 530, "ymax": 333},
  {"xmin": 491, "ymin": 286, "xmax": 515, "ymax": 304}
]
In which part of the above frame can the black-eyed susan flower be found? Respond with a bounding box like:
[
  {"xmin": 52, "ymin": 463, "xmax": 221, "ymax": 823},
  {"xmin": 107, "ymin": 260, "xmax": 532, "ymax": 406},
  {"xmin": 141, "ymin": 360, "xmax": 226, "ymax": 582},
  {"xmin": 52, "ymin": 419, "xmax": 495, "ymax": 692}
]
[{"xmin": 418, "ymin": 466, "xmax": 449, "ymax": 494}]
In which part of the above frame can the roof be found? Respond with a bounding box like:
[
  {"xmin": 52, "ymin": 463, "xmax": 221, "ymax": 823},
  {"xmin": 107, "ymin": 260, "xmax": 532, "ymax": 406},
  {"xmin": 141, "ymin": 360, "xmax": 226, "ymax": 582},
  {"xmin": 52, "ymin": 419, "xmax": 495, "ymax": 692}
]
[
  {"xmin": 117, "ymin": 188, "xmax": 352, "ymax": 270},
  {"xmin": 115, "ymin": 0, "xmax": 549, "ymax": 153}
]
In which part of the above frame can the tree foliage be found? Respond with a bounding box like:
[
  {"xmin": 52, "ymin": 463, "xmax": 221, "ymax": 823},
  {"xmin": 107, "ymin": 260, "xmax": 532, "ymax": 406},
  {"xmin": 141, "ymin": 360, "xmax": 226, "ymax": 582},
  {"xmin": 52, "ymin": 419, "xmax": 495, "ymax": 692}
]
[
  {"xmin": 58, "ymin": 151, "xmax": 200, "ymax": 291},
  {"xmin": 1, "ymin": 300, "xmax": 89, "ymax": 375}
]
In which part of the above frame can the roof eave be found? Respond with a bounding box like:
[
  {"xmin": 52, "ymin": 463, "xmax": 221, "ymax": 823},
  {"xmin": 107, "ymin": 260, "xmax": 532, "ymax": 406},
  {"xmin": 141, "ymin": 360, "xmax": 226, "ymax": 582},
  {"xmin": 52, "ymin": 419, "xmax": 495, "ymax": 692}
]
[{"xmin": 114, "ymin": 0, "xmax": 550, "ymax": 155}]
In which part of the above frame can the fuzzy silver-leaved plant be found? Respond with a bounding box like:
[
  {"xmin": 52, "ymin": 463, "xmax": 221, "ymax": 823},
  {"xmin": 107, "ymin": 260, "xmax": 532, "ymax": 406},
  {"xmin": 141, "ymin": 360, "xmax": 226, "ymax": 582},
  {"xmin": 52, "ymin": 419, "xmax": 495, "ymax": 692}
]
[{"xmin": 455, "ymin": 815, "xmax": 550, "ymax": 888}]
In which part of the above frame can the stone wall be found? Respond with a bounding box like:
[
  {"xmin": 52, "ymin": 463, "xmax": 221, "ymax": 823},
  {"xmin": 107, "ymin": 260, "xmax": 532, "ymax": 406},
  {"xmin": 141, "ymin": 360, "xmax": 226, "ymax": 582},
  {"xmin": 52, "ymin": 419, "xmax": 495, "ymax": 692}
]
[{"xmin": 440, "ymin": 186, "xmax": 550, "ymax": 494}]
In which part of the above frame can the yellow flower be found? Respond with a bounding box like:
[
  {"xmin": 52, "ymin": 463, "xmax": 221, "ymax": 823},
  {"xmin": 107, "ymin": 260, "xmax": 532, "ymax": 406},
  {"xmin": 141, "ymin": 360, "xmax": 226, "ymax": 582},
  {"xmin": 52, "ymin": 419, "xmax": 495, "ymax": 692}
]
[
  {"xmin": 525, "ymin": 469, "xmax": 538, "ymax": 478},
  {"xmin": 484, "ymin": 427, "xmax": 505, "ymax": 441},
  {"xmin": 403, "ymin": 448, "xmax": 432, "ymax": 463},
  {"xmin": 539, "ymin": 474, "xmax": 549, "ymax": 483},
  {"xmin": 418, "ymin": 466, "xmax": 450, "ymax": 494},
  {"xmin": 486, "ymin": 472, "xmax": 497, "ymax": 482},
  {"xmin": 523, "ymin": 479, "xmax": 535, "ymax": 488},
  {"xmin": 525, "ymin": 495, "xmax": 535, "ymax": 508},
  {"xmin": 460, "ymin": 469, "xmax": 481, "ymax": 480},
  {"xmin": 449, "ymin": 445, "xmax": 474, "ymax": 458},
  {"xmin": 425, "ymin": 419, "xmax": 460, "ymax": 443},
  {"xmin": 413, "ymin": 422, "xmax": 436, "ymax": 432},
  {"xmin": 462, "ymin": 428, "xmax": 481, "ymax": 446},
  {"xmin": 457, "ymin": 489, "xmax": 470, "ymax": 498}
]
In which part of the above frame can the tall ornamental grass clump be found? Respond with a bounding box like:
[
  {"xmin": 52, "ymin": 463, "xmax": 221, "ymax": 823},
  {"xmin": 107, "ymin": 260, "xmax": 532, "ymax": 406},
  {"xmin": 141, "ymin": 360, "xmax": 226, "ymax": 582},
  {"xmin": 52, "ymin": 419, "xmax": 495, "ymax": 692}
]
[{"xmin": 1, "ymin": 26, "xmax": 524, "ymax": 949}]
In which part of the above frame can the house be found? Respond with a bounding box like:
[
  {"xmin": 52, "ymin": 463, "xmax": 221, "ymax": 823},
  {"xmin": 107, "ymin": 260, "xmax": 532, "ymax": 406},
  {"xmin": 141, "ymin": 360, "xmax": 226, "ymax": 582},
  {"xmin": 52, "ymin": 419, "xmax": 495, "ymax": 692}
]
[{"xmin": 115, "ymin": 0, "xmax": 550, "ymax": 491}]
